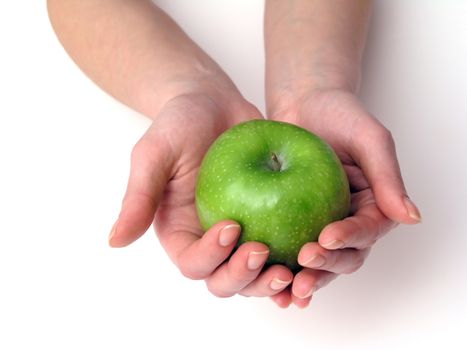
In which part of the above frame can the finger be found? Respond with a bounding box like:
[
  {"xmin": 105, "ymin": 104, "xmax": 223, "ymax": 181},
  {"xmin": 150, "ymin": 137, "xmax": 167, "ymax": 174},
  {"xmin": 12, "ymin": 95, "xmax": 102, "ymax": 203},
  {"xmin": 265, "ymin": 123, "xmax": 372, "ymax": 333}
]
[
  {"xmin": 109, "ymin": 124, "xmax": 175, "ymax": 247},
  {"xmin": 298, "ymin": 242, "xmax": 371, "ymax": 274},
  {"xmin": 204, "ymin": 241, "xmax": 269, "ymax": 297},
  {"xmin": 291, "ymin": 268, "xmax": 337, "ymax": 309},
  {"xmin": 238, "ymin": 265, "xmax": 293, "ymax": 297},
  {"xmin": 318, "ymin": 190, "xmax": 397, "ymax": 250},
  {"xmin": 291, "ymin": 293, "xmax": 312, "ymax": 309},
  {"xmin": 164, "ymin": 221, "xmax": 242, "ymax": 280},
  {"xmin": 351, "ymin": 120, "xmax": 421, "ymax": 224},
  {"xmin": 270, "ymin": 289, "xmax": 292, "ymax": 308},
  {"xmin": 291, "ymin": 268, "xmax": 337, "ymax": 301}
]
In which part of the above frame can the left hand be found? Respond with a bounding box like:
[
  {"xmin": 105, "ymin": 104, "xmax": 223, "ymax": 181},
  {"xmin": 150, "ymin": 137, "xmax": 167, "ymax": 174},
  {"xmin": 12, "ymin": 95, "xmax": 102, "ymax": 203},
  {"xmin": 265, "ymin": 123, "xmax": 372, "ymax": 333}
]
[{"xmin": 267, "ymin": 88, "xmax": 421, "ymax": 308}]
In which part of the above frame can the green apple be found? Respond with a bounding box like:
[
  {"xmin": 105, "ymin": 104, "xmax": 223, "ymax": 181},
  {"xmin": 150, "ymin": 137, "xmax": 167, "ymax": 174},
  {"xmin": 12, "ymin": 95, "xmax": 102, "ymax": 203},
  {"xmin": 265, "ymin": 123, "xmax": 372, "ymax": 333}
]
[{"xmin": 195, "ymin": 120, "xmax": 350, "ymax": 271}]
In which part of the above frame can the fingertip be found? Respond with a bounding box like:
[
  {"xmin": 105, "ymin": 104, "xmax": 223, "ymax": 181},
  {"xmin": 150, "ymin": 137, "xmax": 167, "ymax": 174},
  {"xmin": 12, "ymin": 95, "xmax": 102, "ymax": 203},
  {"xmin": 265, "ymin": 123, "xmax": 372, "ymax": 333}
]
[
  {"xmin": 298, "ymin": 241, "xmax": 315, "ymax": 254},
  {"xmin": 108, "ymin": 220, "xmax": 118, "ymax": 247},
  {"xmin": 352, "ymin": 121, "xmax": 421, "ymax": 226},
  {"xmin": 266, "ymin": 265, "xmax": 293, "ymax": 289},
  {"xmin": 276, "ymin": 298, "xmax": 292, "ymax": 309},
  {"xmin": 403, "ymin": 196, "xmax": 422, "ymax": 223},
  {"xmin": 111, "ymin": 193, "xmax": 158, "ymax": 248},
  {"xmin": 270, "ymin": 290, "xmax": 292, "ymax": 308},
  {"xmin": 203, "ymin": 220, "xmax": 242, "ymax": 248},
  {"xmin": 176, "ymin": 221, "xmax": 243, "ymax": 280},
  {"xmin": 318, "ymin": 223, "xmax": 347, "ymax": 250},
  {"xmin": 210, "ymin": 219, "xmax": 241, "ymax": 229},
  {"xmin": 235, "ymin": 242, "xmax": 269, "ymax": 271},
  {"xmin": 108, "ymin": 236, "xmax": 133, "ymax": 248},
  {"xmin": 108, "ymin": 240, "xmax": 130, "ymax": 248},
  {"xmin": 297, "ymin": 242, "xmax": 323, "ymax": 265},
  {"xmin": 108, "ymin": 218, "xmax": 146, "ymax": 248},
  {"xmin": 108, "ymin": 220, "xmax": 130, "ymax": 248},
  {"xmin": 292, "ymin": 294, "xmax": 312, "ymax": 309},
  {"xmin": 216, "ymin": 221, "xmax": 242, "ymax": 247},
  {"xmin": 375, "ymin": 192, "xmax": 422, "ymax": 225},
  {"xmin": 291, "ymin": 274, "xmax": 315, "ymax": 300}
]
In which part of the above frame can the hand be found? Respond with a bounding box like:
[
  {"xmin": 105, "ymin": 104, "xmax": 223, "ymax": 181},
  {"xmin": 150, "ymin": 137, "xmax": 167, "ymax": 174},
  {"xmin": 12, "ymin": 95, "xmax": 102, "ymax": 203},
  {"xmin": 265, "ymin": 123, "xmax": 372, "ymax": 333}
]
[
  {"xmin": 268, "ymin": 88, "xmax": 421, "ymax": 308},
  {"xmin": 108, "ymin": 93, "xmax": 294, "ymax": 299}
]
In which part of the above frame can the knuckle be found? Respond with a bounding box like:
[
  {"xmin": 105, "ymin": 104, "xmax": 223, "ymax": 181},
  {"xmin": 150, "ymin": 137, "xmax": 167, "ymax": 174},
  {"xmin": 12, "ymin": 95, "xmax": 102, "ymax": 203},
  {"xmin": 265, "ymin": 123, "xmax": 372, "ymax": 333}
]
[
  {"xmin": 227, "ymin": 269, "xmax": 252, "ymax": 285},
  {"xmin": 226, "ymin": 259, "xmax": 256, "ymax": 285},
  {"xmin": 376, "ymin": 126, "xmax": 394, "ymax": 145},
  {"xmin": 359, "ymin": 236, "xmax": 377, "ymax": 250},
  {"xmin": 325, "ymin": 255, "xmax": 338, "ymax": 271},
  {"xmin": 360, "ymin": 123, "xmax": 394, "ymax": 149},
  {"xmin": 355, "ymin": 256, "xmax": 365, "ymax": 269},
  {"xmin": 344, "ymin": 255, "xmax": 365, "ymax": 274}
]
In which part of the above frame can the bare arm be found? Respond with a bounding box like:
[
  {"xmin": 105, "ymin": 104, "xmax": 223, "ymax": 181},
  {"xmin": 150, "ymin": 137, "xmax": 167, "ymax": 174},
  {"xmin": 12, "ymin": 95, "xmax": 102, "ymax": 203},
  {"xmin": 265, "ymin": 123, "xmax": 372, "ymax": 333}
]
[
  {"xmin": 265, "ymin": 0, "xmax": 372, "ymax": 114},
  {"xmin": 47, "ymin": 0, "xmax": 240, "ymax": 119}
]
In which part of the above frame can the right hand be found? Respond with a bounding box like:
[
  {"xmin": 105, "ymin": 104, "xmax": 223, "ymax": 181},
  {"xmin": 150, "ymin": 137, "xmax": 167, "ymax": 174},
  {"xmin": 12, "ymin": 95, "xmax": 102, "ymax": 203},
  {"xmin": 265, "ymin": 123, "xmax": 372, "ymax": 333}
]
[{"xmin": 108, "ymin": 92, "xmax": 294, "ymax": 299}]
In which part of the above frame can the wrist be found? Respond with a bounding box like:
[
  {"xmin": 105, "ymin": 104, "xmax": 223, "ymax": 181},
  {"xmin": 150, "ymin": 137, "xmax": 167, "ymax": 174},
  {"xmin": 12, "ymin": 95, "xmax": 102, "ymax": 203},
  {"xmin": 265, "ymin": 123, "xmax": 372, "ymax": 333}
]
[
  {"xmin": 266, "ymin": 63, "xmax": 360, "ymax": 119},
  {"xmin": 135, "ymin": 57, "xmax": 244, "ymax": 120},
  {"xmin": 142, "ymin": 62, "xmax": 262, "ymax": 127}
]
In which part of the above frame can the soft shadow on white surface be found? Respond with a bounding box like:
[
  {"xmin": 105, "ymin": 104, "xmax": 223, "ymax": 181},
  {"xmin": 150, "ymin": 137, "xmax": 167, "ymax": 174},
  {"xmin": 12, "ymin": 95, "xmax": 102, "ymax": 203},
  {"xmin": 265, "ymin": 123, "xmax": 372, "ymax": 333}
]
[{"xmin": 0, "ymin": 1, "xmax": 466, "ymax": 350}]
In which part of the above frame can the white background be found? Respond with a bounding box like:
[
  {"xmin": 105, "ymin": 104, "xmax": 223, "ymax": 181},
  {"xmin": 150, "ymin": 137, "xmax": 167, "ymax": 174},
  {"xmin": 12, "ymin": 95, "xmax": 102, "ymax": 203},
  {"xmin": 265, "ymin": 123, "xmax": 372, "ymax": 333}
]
[{"xmin": 1, "ymin": 1, "xmax": 466, "ymax": 349}]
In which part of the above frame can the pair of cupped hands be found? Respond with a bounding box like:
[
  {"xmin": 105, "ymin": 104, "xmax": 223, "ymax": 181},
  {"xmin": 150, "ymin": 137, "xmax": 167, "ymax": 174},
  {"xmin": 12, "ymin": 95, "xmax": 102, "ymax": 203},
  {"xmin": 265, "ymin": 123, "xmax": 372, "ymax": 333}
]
[{"xmin": 108, "ymin": 78, "xmax": 421, "ymax": 308}]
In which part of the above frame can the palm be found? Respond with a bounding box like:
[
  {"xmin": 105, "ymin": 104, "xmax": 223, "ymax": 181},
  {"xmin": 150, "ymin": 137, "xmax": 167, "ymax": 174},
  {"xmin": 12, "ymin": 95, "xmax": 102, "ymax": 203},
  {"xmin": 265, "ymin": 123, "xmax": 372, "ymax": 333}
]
[
  {"xmin": 296, "ymin": 91, "xmax": 398, "ymax": 231},
  {"xmin": 153, "ymin": 98, "xmax": 246, "ymax": 250},
  {"xmin": 299, "ymin": 91, "xmax": 376, "ymax": 204},
  {"xmin": 274, "ymin": 91, "xmax": 370, "ymax": 209},
  {"xmin": 135, "ymin": 94, "xmax": 262, "ymax": 264}
]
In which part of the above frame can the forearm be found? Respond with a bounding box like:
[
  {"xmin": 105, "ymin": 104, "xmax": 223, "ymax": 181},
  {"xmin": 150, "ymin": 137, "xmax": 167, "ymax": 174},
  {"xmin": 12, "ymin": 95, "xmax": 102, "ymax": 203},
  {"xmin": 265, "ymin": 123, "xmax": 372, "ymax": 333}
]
[
  {"xmin": 47, "ymin": 0, "xmax": 237, "ymax": 119},
  {"xmin": 265, "ymin": 0, "xmax": 372, "ymax": 112}
]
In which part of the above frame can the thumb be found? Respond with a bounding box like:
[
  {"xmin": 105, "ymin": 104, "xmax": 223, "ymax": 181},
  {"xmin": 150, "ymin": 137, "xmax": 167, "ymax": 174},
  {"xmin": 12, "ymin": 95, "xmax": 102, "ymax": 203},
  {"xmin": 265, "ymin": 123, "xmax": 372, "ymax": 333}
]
[
  {"xmin": 352, "ymin": 123, "xmax": 421, "ymax": 225},
  {"xmin": 109, "ymin": 126, "xmax": 175, "ymax": 247}
]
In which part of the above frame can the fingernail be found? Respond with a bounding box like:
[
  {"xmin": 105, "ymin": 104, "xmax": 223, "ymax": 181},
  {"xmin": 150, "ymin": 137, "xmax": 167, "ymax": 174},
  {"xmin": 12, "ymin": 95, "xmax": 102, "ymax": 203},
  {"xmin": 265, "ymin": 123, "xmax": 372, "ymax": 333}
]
[
  {"xmin": 108, "ymin": 220, "xmax": 118, "ymax": 244},
  {"xmin": 218, "ymin": 224, "xmax": 241, "ymax": 247},
  {"xmin": 320, "ymin": 239, "xmax": 345, "ymax": 249},
  {"xmin": 270, "ymin": 277, "xmax": 292, "ymax": 290},
  {"xmin": 300, "ymin": 286, "xmax": 316, "ymax": 299},
  {"xmin": 404, "ymin": 196, "xmax": 422, "ymax": 222},
  {"xmin": 301, "ymin": 254, "xmax": 326, "ymax": 268},
  {"xmin": 247, "ymin": 250, "xmax": 269, "ymax": 270}
]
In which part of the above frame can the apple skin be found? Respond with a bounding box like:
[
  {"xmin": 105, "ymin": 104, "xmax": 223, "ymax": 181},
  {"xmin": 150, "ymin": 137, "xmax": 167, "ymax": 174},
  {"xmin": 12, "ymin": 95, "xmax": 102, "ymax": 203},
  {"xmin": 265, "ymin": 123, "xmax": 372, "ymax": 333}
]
[{"xmin": 195, "ymin": 120, "xmax": 350, "ymax": 271}]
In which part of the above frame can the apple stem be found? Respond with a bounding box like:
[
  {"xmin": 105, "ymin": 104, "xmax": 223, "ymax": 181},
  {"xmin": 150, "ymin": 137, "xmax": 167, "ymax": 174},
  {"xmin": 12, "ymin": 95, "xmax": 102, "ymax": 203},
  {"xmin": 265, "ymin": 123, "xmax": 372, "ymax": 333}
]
[{"xmin": 270, "ymin": 152, "xmax": 282, "ymax": 172}]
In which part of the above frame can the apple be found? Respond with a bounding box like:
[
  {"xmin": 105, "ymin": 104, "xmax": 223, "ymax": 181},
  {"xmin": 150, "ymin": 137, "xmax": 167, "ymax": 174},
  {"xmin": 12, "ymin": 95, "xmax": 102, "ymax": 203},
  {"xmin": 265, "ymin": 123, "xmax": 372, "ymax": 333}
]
[{"xmin": 195, "ymin": 120, "xmax": 350, "ymax": 271}]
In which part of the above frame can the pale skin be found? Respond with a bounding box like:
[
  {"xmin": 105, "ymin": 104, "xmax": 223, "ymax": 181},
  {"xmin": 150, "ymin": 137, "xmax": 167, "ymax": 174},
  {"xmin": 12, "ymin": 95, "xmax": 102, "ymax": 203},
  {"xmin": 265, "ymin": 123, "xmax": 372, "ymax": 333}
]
[{"xmin": 48, "ymin": 0, "xmax": 421, "ymax": 308}]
